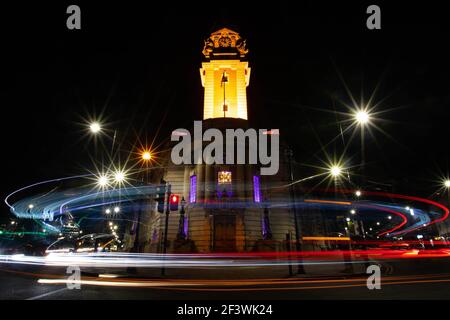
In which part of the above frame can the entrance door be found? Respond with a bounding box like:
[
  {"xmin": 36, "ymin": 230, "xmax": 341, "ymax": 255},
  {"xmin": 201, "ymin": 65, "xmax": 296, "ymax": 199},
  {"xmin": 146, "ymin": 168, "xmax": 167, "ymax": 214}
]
[{"xmin": 213, "ymin": 215, "xmax": 236, "ymax": 252}]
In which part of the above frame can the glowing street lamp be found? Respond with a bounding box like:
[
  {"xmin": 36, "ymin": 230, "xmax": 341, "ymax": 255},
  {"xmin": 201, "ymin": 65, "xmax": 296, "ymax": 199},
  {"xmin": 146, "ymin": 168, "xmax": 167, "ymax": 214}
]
[
  {"xmin": 97, "ymin": 175, "xmax": 109, "ymax": 188},
  {"xmin": 330, "ymin": 165, "xmax": 342, "ymax": 177},
  {"xmin": 28, "ymin": 204, "xmax": 34, "ymax": 209},
  {"xmin": 113, "ymin": 206, "xmax": 120, "ymax": 213},
  {"xmin": 355, "ymin": 110, "xmax": 370, "ymax": 125},
  {"xmin": 355, "ymin": 190, "xmax": 362, "ymax": 197},
  {"xmin": 113, "ymin": 170, "xmax": 126, "ymax": 183},
  {"xmin": 445, "ymin": 180, "xmax": 450, "ymax": 188},
  {"xmin": 105, "ymin": 208, "xmax": 111, "ymax": 214},
  {"xmin": 142, "ymin": 151, "xmax": 152, "ymax": 161},
  {"xmin": 89, "ymin": 121, "xmax": 102, "ymax": 134}
]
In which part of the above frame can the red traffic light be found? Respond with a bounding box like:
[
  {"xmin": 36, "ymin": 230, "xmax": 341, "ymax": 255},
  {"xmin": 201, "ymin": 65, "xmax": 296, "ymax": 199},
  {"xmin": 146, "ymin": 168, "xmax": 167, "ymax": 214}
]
[
  {"xmin": 170, "ymin": 194, "xmax": 179, "ymax": 204},
  {"xmin": 170, "ymin": 194, "xmax": 179, "ymax": 211}
]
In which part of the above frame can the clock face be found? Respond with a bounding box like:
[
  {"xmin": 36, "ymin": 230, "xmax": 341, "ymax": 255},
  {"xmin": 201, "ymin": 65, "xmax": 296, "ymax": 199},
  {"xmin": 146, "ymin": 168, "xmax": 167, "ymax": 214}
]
[
  {"xmin": 218, "ymin": 171, "xmax": 232, "ymax": 184},
  {"xmin": 219, "ymin": 36, "xmax": 231, "ymax": 47}
]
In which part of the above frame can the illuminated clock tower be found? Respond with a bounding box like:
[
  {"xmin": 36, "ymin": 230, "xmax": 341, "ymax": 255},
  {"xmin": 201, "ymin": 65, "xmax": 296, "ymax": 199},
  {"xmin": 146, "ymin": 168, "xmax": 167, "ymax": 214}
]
[
  {"xmin": 127, "ymin": 27, "xmax": 300, "ymax": 256},
  {"xmin": 200, "ymin": 28, "xmax": 250, "ymax": 120}
]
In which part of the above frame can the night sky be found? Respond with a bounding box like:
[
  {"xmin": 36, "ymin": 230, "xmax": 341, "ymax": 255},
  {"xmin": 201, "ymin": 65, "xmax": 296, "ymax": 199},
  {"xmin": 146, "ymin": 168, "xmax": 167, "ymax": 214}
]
[{"xmin": 1, "ymin": 1, "xmax": 450, "ymax": 220}]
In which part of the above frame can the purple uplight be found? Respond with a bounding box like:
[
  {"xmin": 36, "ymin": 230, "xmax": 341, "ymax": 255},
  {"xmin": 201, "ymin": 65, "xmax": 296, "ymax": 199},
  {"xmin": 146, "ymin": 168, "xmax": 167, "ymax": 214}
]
[
  {"xmin": 253, "ymin": 175, "xmax": 261, "ymax": 203},
  {"xmin": 190, "ymin": 175, "xmax": 197, "ymax": 203}
]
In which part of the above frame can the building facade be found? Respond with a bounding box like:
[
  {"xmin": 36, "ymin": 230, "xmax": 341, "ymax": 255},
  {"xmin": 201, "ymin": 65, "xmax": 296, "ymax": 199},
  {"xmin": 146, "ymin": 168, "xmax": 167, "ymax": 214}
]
[{"xmin": 124, "ymin": 28, "xmax": 299, "ymax": 253}]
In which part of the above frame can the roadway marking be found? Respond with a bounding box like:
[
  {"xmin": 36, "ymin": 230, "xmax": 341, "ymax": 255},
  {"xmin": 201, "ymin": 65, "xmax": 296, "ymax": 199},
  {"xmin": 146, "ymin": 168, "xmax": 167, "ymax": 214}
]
[{"xmin": 26, "ymin": 287, "xmax": 67, "ymax": 300}]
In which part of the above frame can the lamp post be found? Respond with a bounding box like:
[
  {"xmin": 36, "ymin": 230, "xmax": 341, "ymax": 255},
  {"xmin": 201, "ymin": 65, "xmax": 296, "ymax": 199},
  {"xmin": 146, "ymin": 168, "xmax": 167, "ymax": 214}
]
[
  {"xmin": 354, "ymin": 109, "xmax": 370, "ymax": 187},
  {"xmin": 130, "ymin": 151, "xmax": 153, "ymax": 254},
  {"xmin": 285, "ymin": 148, "xmax": 305, "ymax": 274},
  {"xmin": 329, "ymin": 164, "xmax": 343, "ymax": 199},
  {"xmin": 141, "ymin": 150, "xmax": 152, "ymax": 183},
  {"xmin": 445, "ymin": 179, "xmax": 450, "ymax": 207},
  {"xmin": 161, "ymin": 183, "xmax": 171, "ymax": 276}
]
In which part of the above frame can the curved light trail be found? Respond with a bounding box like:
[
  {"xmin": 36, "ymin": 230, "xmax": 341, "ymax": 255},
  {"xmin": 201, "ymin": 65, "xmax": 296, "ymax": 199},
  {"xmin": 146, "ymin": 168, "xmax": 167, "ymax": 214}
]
[{"xmin": 3, "ymin": 176, "xmax": 449, "ymax": 240}]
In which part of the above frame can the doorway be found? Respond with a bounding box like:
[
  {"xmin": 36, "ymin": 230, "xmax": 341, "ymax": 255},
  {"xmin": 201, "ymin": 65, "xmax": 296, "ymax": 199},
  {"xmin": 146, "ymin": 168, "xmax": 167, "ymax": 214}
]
[{"xmin": 213, "ymin": 215, "xmax": 236, "ymax": 252}]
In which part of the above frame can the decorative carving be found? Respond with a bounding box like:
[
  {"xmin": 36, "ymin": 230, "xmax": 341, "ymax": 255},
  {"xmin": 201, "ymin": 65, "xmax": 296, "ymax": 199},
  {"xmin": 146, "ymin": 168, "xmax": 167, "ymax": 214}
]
[
  {"xmin": 202, "ymin": 38, "xmax": 214, "ymax": 57},
  {"xmin": 202, "ymin": 28, "xmax": 248, "ymax": 58},
  {"xmin": 236, "ymin": 39, "xmax": 249, "ymax": 56}
]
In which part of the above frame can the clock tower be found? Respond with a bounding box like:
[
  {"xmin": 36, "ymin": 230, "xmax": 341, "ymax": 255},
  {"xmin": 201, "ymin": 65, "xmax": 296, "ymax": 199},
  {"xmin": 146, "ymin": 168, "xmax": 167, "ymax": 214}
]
[{"xmin": 200, "ymin": 28, "xmax": 251, "ymax": 120}]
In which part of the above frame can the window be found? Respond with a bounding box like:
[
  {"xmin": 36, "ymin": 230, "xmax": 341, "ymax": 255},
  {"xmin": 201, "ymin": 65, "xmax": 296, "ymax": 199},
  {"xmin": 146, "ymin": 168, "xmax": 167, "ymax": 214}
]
[
  {"xmin": 189, "ymin": 175, "xmax": 197, "ymax": 203},
  {"xmin": 253, "ymin": 175, "xmax": 261, "ymax": 203},
  {"xmin": 218, "ymin": 171, "xmax": 232, "ymax": 184}
]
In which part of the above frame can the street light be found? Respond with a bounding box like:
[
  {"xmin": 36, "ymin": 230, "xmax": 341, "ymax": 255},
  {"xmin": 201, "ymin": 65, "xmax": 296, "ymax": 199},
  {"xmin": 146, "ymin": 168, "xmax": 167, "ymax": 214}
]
[
  {"xmin": 330, "ymin": 165, "xmax": 342, "ymax": 177},
  {"xmin": 355, "ymin": 190, "xmax": 362, "ymax": 197},
  {"xmin": 89, "ymin": 122, "xmax": 102, "ymax": 134},
  {"xmin": 350, "ymin": 209, "xmax": 356, "ymax": 214},
  {"xmin": 355, "ymin": 110, "xmax": 370, "ymax": 125},
  {"xmin": 105, "ymin": 208, "xmax": 111, "ymax": 214},
  {"xmin": 113, "ymin": 170, "xmax": 126, "ymax": 183},
  {"xmin": 97, "ymin": 175, "xmax": 109, "ymax": 188},
  {"xmin": 445, "ymin": 180, "xmax": 450, "ymax": 188},
  {"xmin": 28, "ymin": 204, "xmax": 34, "ymax": 209},
  {"xmin": 142, "ymin": 151, "xmax": 152, "ymax": 161},
  {"xmin": 113, "ymin": 206, "xmax": 120, "ymax": 213}
]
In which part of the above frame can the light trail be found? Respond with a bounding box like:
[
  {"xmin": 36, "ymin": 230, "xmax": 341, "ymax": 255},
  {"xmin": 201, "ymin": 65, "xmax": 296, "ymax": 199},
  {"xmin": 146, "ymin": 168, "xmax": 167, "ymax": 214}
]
[
  {"xmin": 4, "ymin": 174, "xmax": 92, "ymax": 211},
  {"xmin": 4, "ymin": 177, "xmax": 448, "ymax": 242},
  {"xmin": 2, "ymin": 248, "xmax": 450, "ymax": 269}
]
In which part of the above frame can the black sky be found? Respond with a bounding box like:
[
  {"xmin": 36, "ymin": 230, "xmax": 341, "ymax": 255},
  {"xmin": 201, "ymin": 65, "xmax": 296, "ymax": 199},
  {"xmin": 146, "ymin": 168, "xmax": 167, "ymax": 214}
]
[{"xmin": 1, "ymin": 1, "xmax": 449, "ymax": 217}]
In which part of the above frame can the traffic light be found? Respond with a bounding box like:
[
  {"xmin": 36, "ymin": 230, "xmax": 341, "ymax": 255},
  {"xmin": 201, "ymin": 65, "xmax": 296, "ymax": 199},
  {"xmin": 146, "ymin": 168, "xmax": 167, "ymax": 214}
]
[
  {"xmin": 155, "ymin": 186, "xmax": 165, "ymax": 213},
  {"xmin": 169, "ymin": 194, "xmax": 179, "ymax": 211}
]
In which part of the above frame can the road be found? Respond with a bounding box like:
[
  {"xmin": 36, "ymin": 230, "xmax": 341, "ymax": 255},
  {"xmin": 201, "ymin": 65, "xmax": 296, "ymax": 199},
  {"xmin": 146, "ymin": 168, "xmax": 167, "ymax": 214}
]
[{"xmin": 2, "ymin": 258, "xmax": 450, "ymax": 300}]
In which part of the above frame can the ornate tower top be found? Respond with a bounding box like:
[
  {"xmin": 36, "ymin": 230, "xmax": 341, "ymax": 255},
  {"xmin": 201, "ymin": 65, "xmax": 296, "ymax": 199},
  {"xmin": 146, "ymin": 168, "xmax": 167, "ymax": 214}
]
[
  {"xmin": 200, "ymin": 28, "xmax": 251, "ymax": 120},
  {"xmin": 202, "ymin": 28, "xmax": 249, "ymax": 60}
]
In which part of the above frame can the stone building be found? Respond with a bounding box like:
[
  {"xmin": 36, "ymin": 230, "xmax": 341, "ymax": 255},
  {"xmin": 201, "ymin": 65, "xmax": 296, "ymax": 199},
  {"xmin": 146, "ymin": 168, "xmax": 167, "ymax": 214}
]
[{"xmin": 124, "ymin": 28, "xmax": 300, "ymax": 253}]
